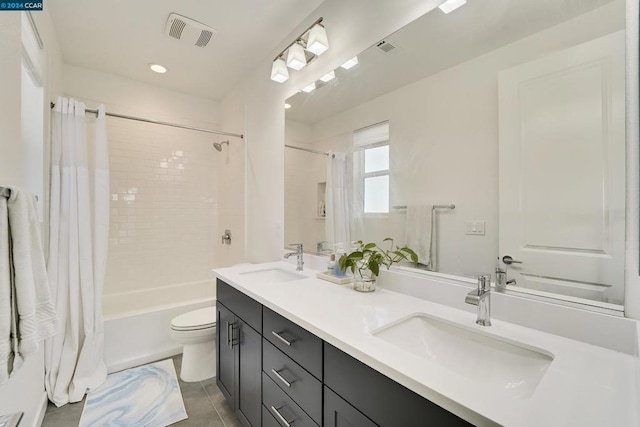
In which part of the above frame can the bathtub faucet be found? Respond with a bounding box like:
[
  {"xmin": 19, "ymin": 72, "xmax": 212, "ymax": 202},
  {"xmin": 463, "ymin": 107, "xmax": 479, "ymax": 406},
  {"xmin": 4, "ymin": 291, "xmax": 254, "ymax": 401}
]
[{"xmin": 284, "ymin": 243, "xmax": 304, "ymax": 271}]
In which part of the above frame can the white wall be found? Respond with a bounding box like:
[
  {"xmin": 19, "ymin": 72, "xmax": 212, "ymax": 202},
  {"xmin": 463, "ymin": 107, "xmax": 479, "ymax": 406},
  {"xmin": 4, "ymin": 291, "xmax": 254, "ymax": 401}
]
[
  {"xmin": 0, "ymin": 15, "xmax": 23, "ymax": 186},
  {"xmin": 0, "ymin": 8, "xmax": 63, "ymax": 427},
  {"xmin": 63, "ymin": 65, "xmax": 226, "ymax": 296},
  {"xmin": 220, "ymin": 0, "xmax": 446, "ymax": 264},
  {"xmin": 284, "ymin": 120, "xmax": 326, "ymax": 251}
]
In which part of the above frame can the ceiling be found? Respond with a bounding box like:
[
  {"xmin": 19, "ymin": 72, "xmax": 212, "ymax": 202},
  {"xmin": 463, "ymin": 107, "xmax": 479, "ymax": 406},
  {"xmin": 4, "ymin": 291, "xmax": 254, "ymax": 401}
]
[
  {"xmin": 48, "ymin": 0, "xmax": 325, "ymax": 100},
  {"xmin": 286, "ymin": 0, "xmax": 621, "ymax": 124}
]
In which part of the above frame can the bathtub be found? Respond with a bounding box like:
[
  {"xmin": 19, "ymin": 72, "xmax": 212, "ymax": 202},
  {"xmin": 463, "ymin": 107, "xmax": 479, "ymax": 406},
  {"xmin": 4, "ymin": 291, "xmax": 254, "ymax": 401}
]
[{"xmin": 103, "ymin": 280, "xmax": 216, "ymax": 373}]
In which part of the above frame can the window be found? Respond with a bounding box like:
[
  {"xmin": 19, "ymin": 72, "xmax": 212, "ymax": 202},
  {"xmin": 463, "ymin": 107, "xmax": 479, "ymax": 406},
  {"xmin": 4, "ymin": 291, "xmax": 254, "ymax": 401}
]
[
  {"xmin": 21, "ymin": 12, "xmax": 44, "ymax": 221},
  {"xmin": 354, "ymin": 122, "xmax": 389, "ymax": 214}
]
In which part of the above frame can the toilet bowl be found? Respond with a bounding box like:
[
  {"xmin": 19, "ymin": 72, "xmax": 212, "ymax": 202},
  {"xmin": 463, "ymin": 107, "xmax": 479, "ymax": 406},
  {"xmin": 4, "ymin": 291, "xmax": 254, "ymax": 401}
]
[{"xmin": 170, "ymin": 306, "xmax": 217, "ymax": 382}]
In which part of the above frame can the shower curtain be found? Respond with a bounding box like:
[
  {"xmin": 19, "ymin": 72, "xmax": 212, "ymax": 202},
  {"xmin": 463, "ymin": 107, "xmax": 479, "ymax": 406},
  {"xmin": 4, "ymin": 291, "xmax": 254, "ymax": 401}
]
[
  {"xmin": 45, "ymin": 97, "xmax": 109, "ymax": 406},
  {"xmin": 325, "ymin": 152, "xmax": 352, "ymax": 249}
]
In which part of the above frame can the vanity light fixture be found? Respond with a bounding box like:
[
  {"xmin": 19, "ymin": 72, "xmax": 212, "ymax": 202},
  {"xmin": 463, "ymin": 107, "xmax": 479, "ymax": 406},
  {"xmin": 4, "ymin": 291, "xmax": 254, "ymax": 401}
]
[
  {"xmin": 301, "ymin": 82, "xmax": 316, "ymax": 93},
  {"xmin": 306, "ymin": 23, "xmax": 329, "ymax": 56},
  {"xmin": 438, "ymin": 0, "xmax": 467, "ymax": 14},
  {"xmin": 340, "ymin": 56, "xmax": 359, "ymax": 70},
  {"xmin": 149, "ymin": 63, "xmax": 167, "ymax": 73},
  {"xmin": 286, "ymin": 42, "xmax": 307, "ymax": 70},
  {"xmin": 271, "ymin": 58, "xmax": 290, "ymax": 83},
  {"xmin": 319, "ymin": 70, "xmax": 336, "ymax": 83},
  {"xmin": 270, "ymin": 17, "xmax": 328, "ymax": 83}
]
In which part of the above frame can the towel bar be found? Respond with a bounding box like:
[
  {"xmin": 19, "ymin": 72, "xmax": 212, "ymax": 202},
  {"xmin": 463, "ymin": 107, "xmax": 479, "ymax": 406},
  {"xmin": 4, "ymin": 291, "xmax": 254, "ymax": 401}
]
[{"xmin": 392, "ymin": 204, "xmax": 455, "ymax": 210}]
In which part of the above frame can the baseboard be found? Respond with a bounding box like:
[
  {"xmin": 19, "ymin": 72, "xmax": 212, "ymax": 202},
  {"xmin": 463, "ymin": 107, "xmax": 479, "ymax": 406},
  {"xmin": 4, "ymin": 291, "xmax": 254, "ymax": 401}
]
[
  {"xmin": 34, "ymin": 392, "xmax": 47, "ymax": 427},
  {"xmin": 107, "ymin": 347, "xmax": 183, "ymax": 373}
]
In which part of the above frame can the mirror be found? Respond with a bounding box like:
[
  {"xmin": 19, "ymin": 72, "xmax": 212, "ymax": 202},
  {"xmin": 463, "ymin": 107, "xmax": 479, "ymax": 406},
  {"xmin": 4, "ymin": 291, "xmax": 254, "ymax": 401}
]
[{"xmin": 285, "ymin": 0, "xmax": 626, "ymax": 309}]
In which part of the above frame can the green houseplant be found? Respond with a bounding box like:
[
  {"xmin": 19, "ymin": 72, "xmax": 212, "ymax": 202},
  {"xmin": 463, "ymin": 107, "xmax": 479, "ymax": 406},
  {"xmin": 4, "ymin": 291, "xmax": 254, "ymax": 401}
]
[{"xmin": 338, "ymin": 238, "xmax": 418, "ymax": 292}]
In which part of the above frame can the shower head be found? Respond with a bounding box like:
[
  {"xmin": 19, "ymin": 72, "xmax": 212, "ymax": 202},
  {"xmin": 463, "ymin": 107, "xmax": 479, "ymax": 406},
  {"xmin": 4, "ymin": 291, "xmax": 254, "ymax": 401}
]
[{"xmin": 213, "ymin": 140, "xmax": 229, "ymax": 152}]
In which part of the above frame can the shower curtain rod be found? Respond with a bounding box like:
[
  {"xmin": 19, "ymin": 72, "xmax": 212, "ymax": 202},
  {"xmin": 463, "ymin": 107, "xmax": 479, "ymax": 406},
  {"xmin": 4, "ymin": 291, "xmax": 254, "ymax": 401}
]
[
  {"xmin": 285, "ymin": 144, "xmax": 328, "ymax": 156},
  {"xmin": 49, "ymin": 102, "xmax": 244, "ymax": 139}
]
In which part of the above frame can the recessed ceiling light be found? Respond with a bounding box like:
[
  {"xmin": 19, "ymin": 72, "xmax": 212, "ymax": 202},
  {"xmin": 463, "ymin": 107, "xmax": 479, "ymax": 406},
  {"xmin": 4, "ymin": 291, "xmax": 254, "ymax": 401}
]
[
  {"xmin": 301, "ymin": 82, "xmax": 316, "ymax": 93},
  {"xmin": 319, "ymin": 70, "xmax": 336, "ymax": 83},
  {"xmin": 340, "ymin": 56, "xmax": 359, "ymax": 70},
  {"xmin": 439, "ymin": 0, "xmax": 467, "ymax": 14},
  {"xmin": 149, "ymin": 63, "xmax": 167, "ymax": 73},
  {"xmin": 284, "ymin": 103, "xmax": 292, "ymax": 109}
]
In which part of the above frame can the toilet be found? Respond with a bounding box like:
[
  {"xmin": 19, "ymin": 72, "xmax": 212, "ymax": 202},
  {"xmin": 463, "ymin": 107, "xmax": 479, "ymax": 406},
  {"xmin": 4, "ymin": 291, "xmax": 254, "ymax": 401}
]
[{"xmin": 170, "ymin": 306, "xmax": 217, "ymax": 382}]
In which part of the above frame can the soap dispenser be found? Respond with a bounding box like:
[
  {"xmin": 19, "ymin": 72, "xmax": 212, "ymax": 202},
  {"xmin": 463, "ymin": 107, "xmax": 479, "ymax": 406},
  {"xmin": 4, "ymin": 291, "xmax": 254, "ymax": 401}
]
[
  {"xmin": 334, "ymin": 243, "xmax": 346, "ymax": 277},
  {"xmin": 327, "ymin": 253, "xmax": 336, "ymax": 273}
]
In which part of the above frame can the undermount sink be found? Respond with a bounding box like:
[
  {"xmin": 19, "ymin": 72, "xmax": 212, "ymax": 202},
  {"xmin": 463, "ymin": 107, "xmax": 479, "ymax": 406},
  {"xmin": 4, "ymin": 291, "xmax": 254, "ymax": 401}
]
[
  {"xmin": 238, "ymin": 268, "xmax": 307, "ymax": 284},
  {"xmin": 372, "ymin": 314, "xmax": 554, "ymax": 399}
]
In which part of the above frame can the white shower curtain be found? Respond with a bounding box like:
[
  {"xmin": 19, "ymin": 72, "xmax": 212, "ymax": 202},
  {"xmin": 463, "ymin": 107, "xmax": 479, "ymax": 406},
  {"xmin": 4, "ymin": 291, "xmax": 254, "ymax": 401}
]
[
  {"xmin": 45, "ymin": 97, "xmax": 109, "ymax": 406},
  {"xmin": 325, "ymin": 152, "xmax": 352, "ymax": 249}
]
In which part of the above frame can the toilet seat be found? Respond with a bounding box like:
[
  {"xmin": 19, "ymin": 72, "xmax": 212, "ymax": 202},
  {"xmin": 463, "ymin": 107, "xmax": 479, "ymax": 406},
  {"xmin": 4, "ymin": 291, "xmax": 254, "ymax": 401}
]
[{"xmin": 170, "ymin": 307, "xmax": 216, "ymax": 331}]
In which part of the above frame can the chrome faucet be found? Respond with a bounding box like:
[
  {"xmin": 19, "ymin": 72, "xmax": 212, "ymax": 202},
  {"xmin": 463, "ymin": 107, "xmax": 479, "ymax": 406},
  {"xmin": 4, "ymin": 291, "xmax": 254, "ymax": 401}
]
[
  {"xmin": 284, "ymin": 243, "xmax": 304, "ymax": 271},
  {"xmin": 465, "ymin": 274, "xmax": 491, "ymax": 326},
  {"xmin": 316, "ymin": 240, "xmax": 329, "ymax": 254}
]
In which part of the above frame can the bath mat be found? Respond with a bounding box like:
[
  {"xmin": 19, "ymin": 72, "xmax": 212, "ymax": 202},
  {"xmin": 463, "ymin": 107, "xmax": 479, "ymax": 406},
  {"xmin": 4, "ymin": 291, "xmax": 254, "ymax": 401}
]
[{"xmin": 79, "ymin": 359, "xmax": 187, "ymax": 427}]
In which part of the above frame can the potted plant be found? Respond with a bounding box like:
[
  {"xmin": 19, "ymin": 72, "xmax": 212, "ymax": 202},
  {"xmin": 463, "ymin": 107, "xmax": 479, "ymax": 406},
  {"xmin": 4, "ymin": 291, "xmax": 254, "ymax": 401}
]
[{"xmin": 338, "ymin": 238, "xmax": 418, "ymax": 292}]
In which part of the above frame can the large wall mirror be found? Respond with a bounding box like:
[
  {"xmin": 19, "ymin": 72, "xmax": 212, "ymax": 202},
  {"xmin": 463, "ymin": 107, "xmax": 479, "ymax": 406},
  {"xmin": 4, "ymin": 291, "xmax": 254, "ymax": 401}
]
[{"xmin": 285, "ymin": 0, "xmax": 626, "ymax": 310}]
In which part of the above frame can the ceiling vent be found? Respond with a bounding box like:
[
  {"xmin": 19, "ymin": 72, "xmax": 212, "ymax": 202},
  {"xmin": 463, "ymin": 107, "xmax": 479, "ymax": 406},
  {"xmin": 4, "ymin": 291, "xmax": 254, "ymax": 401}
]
[
  {"xmin": 164, "ymin": 13, "xmax": 217, "ymax": 48},
  {"xmin": 376, "ymin": 40, "xmax": 396, "ymax": 53}
]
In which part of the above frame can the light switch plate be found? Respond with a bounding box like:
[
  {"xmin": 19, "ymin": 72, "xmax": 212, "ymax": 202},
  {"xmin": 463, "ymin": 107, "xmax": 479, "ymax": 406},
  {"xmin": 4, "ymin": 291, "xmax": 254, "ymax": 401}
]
[{"xmin": 465, "ymin": 220, "xmax": 485, "ymax": 236}]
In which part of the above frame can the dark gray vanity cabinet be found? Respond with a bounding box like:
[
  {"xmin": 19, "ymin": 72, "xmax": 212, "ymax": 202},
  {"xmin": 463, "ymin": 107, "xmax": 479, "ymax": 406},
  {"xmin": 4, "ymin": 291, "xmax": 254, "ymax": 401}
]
[
  {"xmin": 216, "ymin": 279, "xmax": 471, "ymax": 427},
  {"xmin": 324, "ymin": 344, "xmax": 471, "ymax": 427},
  {"xmin": 217, "ymin": 279, "xmax": 263, "ymax": 427}
]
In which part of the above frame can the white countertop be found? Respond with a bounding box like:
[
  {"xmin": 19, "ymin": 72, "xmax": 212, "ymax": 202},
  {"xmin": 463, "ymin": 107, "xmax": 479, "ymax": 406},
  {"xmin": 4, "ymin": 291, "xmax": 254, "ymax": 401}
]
[{"xmin": 212, "ymin": 261, "xmax": 640, "ymax": 427}]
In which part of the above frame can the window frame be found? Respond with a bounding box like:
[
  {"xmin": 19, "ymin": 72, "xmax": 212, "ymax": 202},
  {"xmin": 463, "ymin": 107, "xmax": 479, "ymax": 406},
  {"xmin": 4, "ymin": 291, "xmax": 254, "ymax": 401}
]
[{"xmin": 353, "ymin": 122, "xmax": 390, "ymax": 216}]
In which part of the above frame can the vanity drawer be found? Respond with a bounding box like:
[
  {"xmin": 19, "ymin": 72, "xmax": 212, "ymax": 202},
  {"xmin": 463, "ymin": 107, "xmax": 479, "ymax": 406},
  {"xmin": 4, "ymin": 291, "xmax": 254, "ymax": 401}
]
[
  {"xmin": 263, "ymin": 307, "xmax": 322, "ymax": 379},
  {"xmin": 262, "ymin": 405, "xmax": 282, "ymax": 427},
  {"xmin": 262, "ymin": 372, "xmax": 318, "ymax": 427},
  {"xmin": 216, "ymin": 279, "xmax": 262, "ymax": 332},
  {"xmin": 263, "ymin": 339, "xmax": 322, "ymax": 424}
]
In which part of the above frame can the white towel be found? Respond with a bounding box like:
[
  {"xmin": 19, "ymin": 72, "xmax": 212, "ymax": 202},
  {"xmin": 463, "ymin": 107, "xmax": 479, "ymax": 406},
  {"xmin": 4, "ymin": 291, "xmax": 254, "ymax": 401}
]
[
  {"xmin": 0, "ymin": 186, "xmax": 58, "ymax": 385},
  {"xmin": 404, "ymin": 205, "xmax": 433, "ymax": 268}
]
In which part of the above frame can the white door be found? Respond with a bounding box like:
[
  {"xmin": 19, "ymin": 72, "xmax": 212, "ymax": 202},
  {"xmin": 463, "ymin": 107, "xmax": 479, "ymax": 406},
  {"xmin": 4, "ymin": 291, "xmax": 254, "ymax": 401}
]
[{"xmin": 498, "ymin": 31, "xmax": 625, "ymax": 305}]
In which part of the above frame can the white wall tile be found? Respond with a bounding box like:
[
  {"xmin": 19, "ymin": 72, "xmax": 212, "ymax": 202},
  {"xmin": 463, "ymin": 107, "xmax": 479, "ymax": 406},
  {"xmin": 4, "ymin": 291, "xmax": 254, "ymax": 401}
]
[{"xmin": 64, "ymin": 66, "xmax": 223, "ymax": 296}]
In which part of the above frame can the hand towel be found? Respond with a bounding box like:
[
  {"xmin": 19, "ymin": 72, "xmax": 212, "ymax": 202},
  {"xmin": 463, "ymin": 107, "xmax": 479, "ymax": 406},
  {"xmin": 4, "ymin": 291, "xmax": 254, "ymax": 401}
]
[
  {"xmin": 0, "ymin": 186, "xmax": 58, "ymax": 385},
  {"xmin": 404, "ymin": 205, "xmax": 433, "ymax": 268}
]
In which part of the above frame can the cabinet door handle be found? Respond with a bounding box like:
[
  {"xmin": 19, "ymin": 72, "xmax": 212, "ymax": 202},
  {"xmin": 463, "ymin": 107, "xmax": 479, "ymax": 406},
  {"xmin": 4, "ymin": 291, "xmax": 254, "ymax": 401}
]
[
  {"xmin": 271, "ymin": 368, "xmax": 294, "ymax": 388},
  {"xmin": 271, "ymin": 330, "xmax": 294, "ymax": 346},
  {"xmin": 270, "ymin": 405, "xmax": 293, "ymax": 427},
  {"xmin": 227, "ymin": 321, "xmax": 238, "ymax": 349}
]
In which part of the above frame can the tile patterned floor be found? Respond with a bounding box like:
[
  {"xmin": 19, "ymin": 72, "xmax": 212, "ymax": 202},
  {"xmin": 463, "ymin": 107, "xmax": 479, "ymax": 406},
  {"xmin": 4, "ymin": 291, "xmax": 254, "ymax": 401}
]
[{"xmin": 42, "ymin": 355, "xmax": 242, "ymax": 427}]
